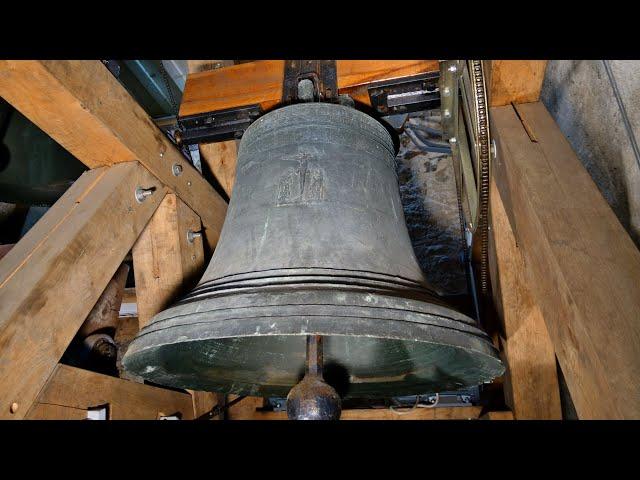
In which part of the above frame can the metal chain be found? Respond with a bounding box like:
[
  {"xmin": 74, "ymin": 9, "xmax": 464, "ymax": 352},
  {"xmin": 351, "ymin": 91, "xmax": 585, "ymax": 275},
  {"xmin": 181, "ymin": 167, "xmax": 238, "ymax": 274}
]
[{"xmin": 469, "ymin": 60, "xmax": 491, "ymax": 296}]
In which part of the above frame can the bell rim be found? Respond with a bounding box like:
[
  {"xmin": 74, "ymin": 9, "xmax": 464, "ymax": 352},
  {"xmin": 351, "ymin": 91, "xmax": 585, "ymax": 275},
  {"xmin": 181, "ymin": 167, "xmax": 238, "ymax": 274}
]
[{"xmin": 122, "ymin": 287, "xmax": 504, "ymax": 397}]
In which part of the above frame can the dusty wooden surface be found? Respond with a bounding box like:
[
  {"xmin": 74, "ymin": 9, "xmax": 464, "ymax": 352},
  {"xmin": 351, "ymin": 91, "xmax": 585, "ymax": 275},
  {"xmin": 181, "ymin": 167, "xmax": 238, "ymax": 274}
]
[{"xmin": 491, "ymin": 101, "xmax": 640, "ymax": 418}]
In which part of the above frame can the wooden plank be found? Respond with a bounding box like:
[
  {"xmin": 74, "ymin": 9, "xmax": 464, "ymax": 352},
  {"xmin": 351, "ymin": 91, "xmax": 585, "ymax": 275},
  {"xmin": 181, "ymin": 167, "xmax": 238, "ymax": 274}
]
[
  {"xmin": 185, "ymin": 61, "xmax": 239, "ymax": 199},
  {"xmin": 131, "ymin": 191, "xmax": 216, "ymax": 417},
  {"xmin": 480, "ymin": 411, "xmax": 515, "ymax": 420},
  {"xmin": 488, "ymin": 176, "xmax": 562, "ymax": 419},
  {"xmin": 491, "ymin": 101, "xmax": 640, "ymax": 419},
  {"xmin": 229, "ymin": 401, "xmax": 482, "ymax": 420},
  {"xmin": 132, "ymin": 193, "xmax": 205, "ymax": 329},
  {"xmin": 0, "ymin": 162, "xmax": 167, "ymax": 419},
  {"xmin": 199, "ymin": 140, "xmax": 238, "ymax": 198},
  {"xmin": 26, "ymin": 364, "xmax": 194, "ymax": 420},
  {"xmin": 0, "ymin": 60, "xmax": 227, "ymax": 251},
  {"xmin": 488, "ymin": 60, "xmax": 548, "ymax": 107},
  {"xmin": 179, "ymin": 60, "xmax": 440, "ymax": 117}
]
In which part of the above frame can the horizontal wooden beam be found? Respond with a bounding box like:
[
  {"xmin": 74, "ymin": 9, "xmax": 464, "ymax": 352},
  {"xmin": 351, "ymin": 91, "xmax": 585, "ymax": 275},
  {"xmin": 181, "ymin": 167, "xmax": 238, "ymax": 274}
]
[
  {"xmin": 26, "ymin": 364, "xmax": 194, "ymax": 420},
  {"xmin": 179, "ymin": 60, "xmax": 440, "ymax": 117},
  {"xmin": 491, "ymin": 101, "xmax": 640, "ymax": 419},
  {"xmin": 0, "ymin": 60, "xmax": 227, "ymax": 250},
  {"xmin": 225, "ymin": 396, "xmax": 483, "ymax": 420},
  {"xmin": 0, "ymin": 162, "xmax": 167, "ymax": 419}
]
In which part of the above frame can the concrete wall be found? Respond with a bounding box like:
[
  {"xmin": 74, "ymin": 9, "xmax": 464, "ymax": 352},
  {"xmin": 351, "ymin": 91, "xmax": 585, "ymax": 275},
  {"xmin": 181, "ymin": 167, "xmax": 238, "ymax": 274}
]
[{"xmin": 541, "ymin": 60, "xmax": 640, "ymax": 248}]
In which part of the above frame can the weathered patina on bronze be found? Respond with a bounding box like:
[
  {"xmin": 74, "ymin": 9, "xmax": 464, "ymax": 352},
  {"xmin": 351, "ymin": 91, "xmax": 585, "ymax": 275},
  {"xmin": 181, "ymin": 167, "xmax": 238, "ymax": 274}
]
[{"xmin": 122, "ymin": 103, "xmax": 504, "ymax": 398}]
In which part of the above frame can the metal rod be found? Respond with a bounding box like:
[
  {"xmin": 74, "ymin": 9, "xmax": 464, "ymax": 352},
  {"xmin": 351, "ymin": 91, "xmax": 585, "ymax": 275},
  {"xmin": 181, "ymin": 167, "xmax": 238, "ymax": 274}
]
[{"xmin": 306, "ymin": 335, "xmax": 323, "ymax": 377}]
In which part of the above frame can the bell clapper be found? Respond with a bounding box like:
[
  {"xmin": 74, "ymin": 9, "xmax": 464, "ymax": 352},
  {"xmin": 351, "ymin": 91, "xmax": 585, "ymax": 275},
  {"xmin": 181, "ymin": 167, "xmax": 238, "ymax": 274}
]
[{"xmin": 286, "ymin": 335, "xmax": 342, "ymax": 420}]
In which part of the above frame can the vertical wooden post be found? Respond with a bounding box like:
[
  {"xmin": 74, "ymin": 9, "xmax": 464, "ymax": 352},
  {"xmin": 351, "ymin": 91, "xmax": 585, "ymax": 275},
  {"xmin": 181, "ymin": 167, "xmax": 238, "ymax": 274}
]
[
  {"xmin": 132, "ymin": 192, "xmax": 220, "ymax": 418},
  {"xmin": 489, "ymin": 177, "xmax": 562, "ymax": 419}
]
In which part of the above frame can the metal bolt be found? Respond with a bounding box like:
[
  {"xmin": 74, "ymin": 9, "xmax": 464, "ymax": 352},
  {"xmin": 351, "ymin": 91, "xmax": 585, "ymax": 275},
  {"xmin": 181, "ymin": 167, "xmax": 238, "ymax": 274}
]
[
  {"xmin": 135, "ymin": 187, "xmax": 155, "ymax": 203},
  {"xmin": 448, "ymin": 65, "xmax": 457, "ymax": 73},
  {"xmin": 449, "ymin": 137, "xmax": 457, "ymax": 144},
  {"xmin": 213, "ymin": 62, "xmax": 224, "ymax": 69},
  {"xmin": 443, "ymin": 109, "xmax": 451, "ymax": 118},
  {"xmin": 187, "ymin": 230, "xmax": 203, "ymax": 243},
  {"xmin": 187, "ymin": 181, "xmax": 192, "ymax": 187},
  {"xmin": 443, "ymin": 86, "xmax": 451, "ymax": 96},
  {"xmin": 10, "ymin": 402, "xmax": 18, "ymax": 414},
  {"xmin": 172, "ymin": 163, "xmax": 183, "ymax": 176}
]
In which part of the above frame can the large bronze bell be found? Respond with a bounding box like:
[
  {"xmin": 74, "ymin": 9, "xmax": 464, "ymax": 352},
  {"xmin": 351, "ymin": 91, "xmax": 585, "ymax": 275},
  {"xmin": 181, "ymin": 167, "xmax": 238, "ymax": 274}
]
[{"xmin": 123, "ymin": 103, "xmax": 503, "ymax": 399}]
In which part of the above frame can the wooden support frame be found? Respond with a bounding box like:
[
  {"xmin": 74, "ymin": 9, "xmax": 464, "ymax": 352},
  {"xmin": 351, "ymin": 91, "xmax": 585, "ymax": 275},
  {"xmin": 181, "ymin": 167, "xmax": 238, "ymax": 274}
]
[
  {"xmin": 0, "ymin": 162, "xmax": 167, "ymax": 419},
  {"xmin": 179, "ymin": 60, "xmax": 440, "ymax": 117},
  {"xmin": 0, "ymin": 60, "xmax": 227, "ymax": 251},
  {"xmin": 491, "ymin": 101, "xmax": 640, "ymax": 419},
  {"xmin": 26, "ymin": 364, "xmax": 194, "ymax": 420}
]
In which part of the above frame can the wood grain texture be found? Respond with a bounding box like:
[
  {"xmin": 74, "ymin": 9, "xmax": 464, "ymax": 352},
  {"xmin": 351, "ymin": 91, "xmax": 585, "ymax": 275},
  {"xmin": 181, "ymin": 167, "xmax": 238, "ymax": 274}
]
[
  {"xmin": 0, "ymin": 162, "xmax": 167, "ymax": 419},
  {"xmin": 199, "ymin": 141, "xmax": 238, "ymax": 197},
  {"xmin": 179, "ymin": 60, "xmax": 440, "ymax": 117},
  {"xmin": 0, "ymin": 60, "xmax": 226, "ymax": 251},
  {"xmin": 491, "ymin": 101, "xmax": 640, "ymax": 419},
  {"xmin": 132, "ymin": 193, "xmax": 205, "ymax": 329},
  {"xmin": 131, "ymin": 192, "xmax": 214, "ymax": 418},
  {"xmin": 489, "ymin": 176, "xmax": 562, "ymax": 419},
  {"xmin": 185, "ymin": 61, "xmax": 239, "ymax": 199},
  {"xmin": 488, "ymin": 60, "xmax": 548, "ymax": 107},
  {"xmin": 26, "ymin": 364, "xmax": 194, "ymax": 420}
]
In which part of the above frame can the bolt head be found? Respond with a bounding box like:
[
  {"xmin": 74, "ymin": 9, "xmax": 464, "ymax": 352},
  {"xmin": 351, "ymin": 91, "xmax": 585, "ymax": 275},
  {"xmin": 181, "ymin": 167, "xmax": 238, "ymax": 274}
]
[
  {"xmin": 443, "ymin": 109, "xmax": 451, "ymax": 118},
  {"xmin": 172, "ymin": 163, "xmax": 183, "ymax": 176},
  {"xmin": 443, "ymin": 86, "xmax": 451, "ymax": 96},
  {"xmin": 10, "ymin": 402, "xmax": 18, "ymax": 414},
  {"xmin": 448, "ymin": 65, "xmax": 457, "ymax": 73},
  {"xmin": 449, "ymin": 137, "xmax": 457, "ymax": 144}
]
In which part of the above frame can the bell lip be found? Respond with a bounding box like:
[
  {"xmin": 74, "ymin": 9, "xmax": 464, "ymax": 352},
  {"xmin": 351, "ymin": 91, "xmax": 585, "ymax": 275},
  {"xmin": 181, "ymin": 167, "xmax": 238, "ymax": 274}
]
[{"xmin": 122, "ymin": 288, "xmax": 504, "ymax": 397}]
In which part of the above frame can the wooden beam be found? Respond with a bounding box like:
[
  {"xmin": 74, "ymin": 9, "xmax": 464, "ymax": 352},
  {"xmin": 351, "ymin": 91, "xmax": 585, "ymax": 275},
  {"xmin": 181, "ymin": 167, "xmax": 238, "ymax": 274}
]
[
  {"xmin": 488, "ymin": 60, "xmax": 548, "ymax": 107},
  {"xmin": 185, "ymin": 61, "xmax": 239, "ymax": 199},
  {"xmin": 131, "ymin": 192, "xmax": 220, "ymax": 417},
  {"xmin": 489, "ymin": 176, "xmax": 562, "ymax": 419},
  {"xmin": 0, "ymin": 162, "xmax": 167, "ymax": 419},
  {"xmin": 26, "ymin": 364, "xmax": 194, "ymax": 420},
  {"xmin": 0, "ymin": 60, "xmax": 227, "ymax": 250},
  {"xmin": 179, "ymin": 60, "xmax": 440, "ymax": 117},
  {"xmin": 491, "ymin": 101, "xmax": 640, "ymax": 419},
  {"xmin": 226, "ymin": 397, "xmax": 482, "ymax": 420},
  {"xmin": 132, "ymin": 193, "xmax": 205, "ymax": 329}
]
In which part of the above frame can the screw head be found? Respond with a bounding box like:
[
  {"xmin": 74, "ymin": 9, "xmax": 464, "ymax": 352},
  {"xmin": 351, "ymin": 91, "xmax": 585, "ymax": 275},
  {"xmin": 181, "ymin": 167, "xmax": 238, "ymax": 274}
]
[
  {"xmin": 10, "ymin": 402, "xmax": 18, "ymax": 414},
  {"xmin": 443, "ymin": 86, "xmax": 451, "ymax": 96},
  {"xmin": 172, "ymin": 163, "xmax": 183, "ymax": 176},
  {"xmin": 448, "ymin": 65, "xmax": 457, "ymax": 73},
  {"xmin": 449, "ymin": 137, "xmax": 457, "ymax": 144},
  {"xmin": 443, "ymin": 109, "xmax": 451, "ymax": 118},
  {"xmin": 187, "ymin": 181, "xmax": 192, "ymax": 187}
]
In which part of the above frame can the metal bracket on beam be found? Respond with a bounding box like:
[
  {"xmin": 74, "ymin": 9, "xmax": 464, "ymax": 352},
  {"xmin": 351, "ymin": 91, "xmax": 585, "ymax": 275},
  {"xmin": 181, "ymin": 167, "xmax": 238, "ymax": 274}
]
[
  {"xmin": 282, "ymin": 60, "xmax": 338, "ymax": 104},
  {"xmin": 439, "ymin": 60, "xmax": 461, "ymax": 142},
  {"xmin": 176, "ymin": 104, "xmax": 262, "ymax": 145},
  {"xmin": 367, "ymin": 72, "xmax": 441, "ymax": 116}
]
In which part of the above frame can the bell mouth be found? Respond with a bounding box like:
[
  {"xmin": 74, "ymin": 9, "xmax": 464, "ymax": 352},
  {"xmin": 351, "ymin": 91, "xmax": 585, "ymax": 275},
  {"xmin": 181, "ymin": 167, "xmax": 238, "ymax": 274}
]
[{"xmin": 122, "ymin": 286, "xmax": 504, "ymax": 398}]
